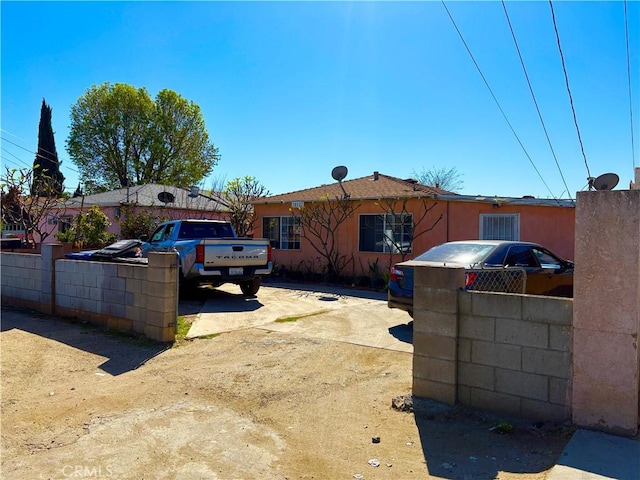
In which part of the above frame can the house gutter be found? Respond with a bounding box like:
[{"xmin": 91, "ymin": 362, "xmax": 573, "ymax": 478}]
[{"xmin": 434, "ymin": 194, "xmax": 576, "ymax": 208}]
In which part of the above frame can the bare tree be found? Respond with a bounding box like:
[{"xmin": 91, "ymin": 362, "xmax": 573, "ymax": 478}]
[
  {"xmin": 1, "ymin": 166, "xmax": 66, "ymax": 245},
  {"xmin": 295, "ymin": 195, "xmax": 360, "ymax": 280},
  {"xmin": 222, "ymin": 176, "xmax": 269, "ymax": 237},
  {"xmin": 412, "ymin": 166, "xmax": 464, "ymax": 192},
  {"xmin": 373, "ymin": 196, "xmax": 443, "ymax": 266}
]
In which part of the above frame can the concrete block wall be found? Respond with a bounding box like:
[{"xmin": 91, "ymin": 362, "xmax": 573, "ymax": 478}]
[
  {"xmin": 457, "ymin": 291, "xmax": 572, "ymax": 422},
  {"xmin": 412, "ymin": 266, "xmax": 466, "ymax": 405},
  {"xmin": 413, "ymin": 265, "xmax": 573, "ymax": 423},
  {"xmin": 1, "ymin": 245, "xmax": 177, "ymax": 343},
  {"xmin": 0, "ymin": 252, "xmax": 43, "ymax": 309}
]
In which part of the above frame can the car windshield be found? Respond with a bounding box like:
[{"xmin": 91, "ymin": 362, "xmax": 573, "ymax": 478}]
[{"xmin": 414, "ymin": 243, "xmax": 496, "ymax": 266}]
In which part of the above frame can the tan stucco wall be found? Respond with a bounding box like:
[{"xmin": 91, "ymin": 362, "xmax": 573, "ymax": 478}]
[{"xmin": 572, "ymin": 190, "xmax": 640, "ymax": 436}]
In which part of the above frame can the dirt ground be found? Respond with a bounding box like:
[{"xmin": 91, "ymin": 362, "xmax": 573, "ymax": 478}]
[{"xmin": 1, "ymin": 303, "xmax": 574, "ymax": 480}]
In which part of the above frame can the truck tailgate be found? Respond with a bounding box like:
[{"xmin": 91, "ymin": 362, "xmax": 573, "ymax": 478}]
[{"xmin": 202, "ymin": 239, "xmax": 270, "ymax": 268}]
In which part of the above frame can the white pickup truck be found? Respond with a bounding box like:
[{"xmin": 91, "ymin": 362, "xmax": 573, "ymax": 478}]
[{"xmin": 142, "ymin": 219, "xmax": 272, "ymax": 296}]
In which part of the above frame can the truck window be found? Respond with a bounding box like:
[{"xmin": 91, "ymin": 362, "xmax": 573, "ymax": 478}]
[
  {"xmin": 150, "ymin": 225, "xmax": 166, "ymax": 242},
  {"xmin": 163, "ymin": 224, "xmax": 174, "ymax": 240},
  {"xmin": 178, "ymin": 223, "xmax": 233, "ymax": 239}
]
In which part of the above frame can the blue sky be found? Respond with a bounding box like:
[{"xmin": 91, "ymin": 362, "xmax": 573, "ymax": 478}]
[{"xmin": 1, "ymin": 1, "xmax": 638, "ymax": 199}]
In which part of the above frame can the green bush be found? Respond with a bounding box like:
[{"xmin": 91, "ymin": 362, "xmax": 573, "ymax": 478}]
[
  {"xmin": 57, "ymin": 205, "xmax": 116, "ymax": 248},
  {"xmin": 117, "ymin": 206, "xmax": 166, "ymax": 240}
]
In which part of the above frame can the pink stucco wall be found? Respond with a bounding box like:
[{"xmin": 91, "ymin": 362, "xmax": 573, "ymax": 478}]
[
  {"xmin": 572, "ymin": 189, "xmax": 640, "ymax": 436},
  {"xmin": 40, "ymin": 205, "xmax": 228, "ymax": 243}
]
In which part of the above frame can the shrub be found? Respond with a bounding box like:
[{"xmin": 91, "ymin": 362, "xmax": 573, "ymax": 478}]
[
  {"xmin": 57, "ymin": 206, "xmax": 116, "ymax": 248},
  {"xmin": 117, "ymin": 206, "xmax": 166, "ymax": 240}
]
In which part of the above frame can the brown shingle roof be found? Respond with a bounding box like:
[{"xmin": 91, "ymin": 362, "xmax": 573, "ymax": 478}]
[{"xmin": 257, "ymin": 173, "xmax": 453, "ymax": 204}]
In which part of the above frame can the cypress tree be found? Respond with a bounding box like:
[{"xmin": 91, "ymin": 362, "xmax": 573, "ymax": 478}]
[
  {"xmin": 72, "ymin": 183, "xmax": 83, "ymax": 198},
  {"xmin": 32, "ymin": 99, "xmax": 65, "ymax": 196}
]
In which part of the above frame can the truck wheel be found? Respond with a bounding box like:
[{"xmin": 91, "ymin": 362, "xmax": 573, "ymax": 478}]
[{"xmin": 240, "ymin": 277, "xmax": 261, "ymax": 296}]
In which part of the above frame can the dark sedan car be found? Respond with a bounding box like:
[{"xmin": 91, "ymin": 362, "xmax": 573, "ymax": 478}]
[{"xmin": 388, "ymin": 240, "xmax": 574, "ymax": 317}]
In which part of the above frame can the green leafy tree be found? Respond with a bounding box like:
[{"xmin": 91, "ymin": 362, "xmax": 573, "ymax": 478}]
[
  {"xmin": 67, "ymin": 82, "xmax": 220, "ymax": 193},
  {"xmin": 412, "ymin": 166, "xmax": 464, "ymax": 192},
  {"xmin": 222, "ymin": 176, "xmax": 270, "ymax": 237},
  {"xmin": 32, "ymin": 99, "xmax": 65, "ymax": 196}
]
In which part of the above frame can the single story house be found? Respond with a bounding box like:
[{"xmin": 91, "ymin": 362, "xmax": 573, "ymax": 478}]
[
  {"xmin": 41, "ymin": 184, "xmax": 230, "ymax": 242},
  {"xmin": 252, "ymin": 171, "xmax": 576, "ymax": 278}
]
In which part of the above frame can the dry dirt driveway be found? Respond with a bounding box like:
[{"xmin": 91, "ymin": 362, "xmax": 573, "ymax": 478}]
[{"xmin": 1, "ymin": 282, "xmax": 572, "ymax": 480}]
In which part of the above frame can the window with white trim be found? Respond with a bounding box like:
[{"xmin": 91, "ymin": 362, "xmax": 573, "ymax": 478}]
[
  {"xmin": 359, "ymin": 213, "xmax": 413, "ymax": 253},
  {"xmin": 479, "ymin": 213, "xmax": 520, "ymax": 241},
  {"xmin": 263, "ymin": 216, "xmax": 301, "ymax": 250}
]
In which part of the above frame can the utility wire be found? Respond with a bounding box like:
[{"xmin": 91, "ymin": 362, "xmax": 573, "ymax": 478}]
[
  {"xmin": 1, "ymin": 134, "xmax": 79, "ymax": 174},
  {"xmin": 548, "ymin": 0, "xmax": 592, "ymax": 180},
  {"xmin": 1, "ymin": 128, "xmax": 68, "ymax": 168},
  {"xmin": 441, "ymin": 0, "xmax": 557, "ymax": 200},
  {"xmin": 624, "ymin": 0, "xmax": 637, "ymax": 169},
  {"xmin": 502, "ymin": 1, "xmax": 572, "ymax": 200},
  {"xmin": 1, "ymin": 146, "xmax": 33, "ymax": 169}
]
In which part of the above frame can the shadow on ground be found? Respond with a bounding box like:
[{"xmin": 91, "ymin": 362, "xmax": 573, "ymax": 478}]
[
  {"xmin": 180, "ymin": 287, "xmax": 264, "ymax": 314},
  {"xmin": 1, "ymin": 307, "xmax": 169, "ymax": 376},
  {"xmin": 262, "ymin": 279, "xmax": 388, "ymax": 301},
  {"xmin": 410, "ymin": 397, "xmax": 572, "ymax": 480},
  {"xmin": 389, "ymin": 321, "xmax": 413, "ymax": 344}
]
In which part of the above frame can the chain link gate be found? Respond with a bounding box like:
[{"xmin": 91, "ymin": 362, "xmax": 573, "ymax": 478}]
[{"xmin": 465, "ymin": 267, "xmax": 527, "ymax": 294}]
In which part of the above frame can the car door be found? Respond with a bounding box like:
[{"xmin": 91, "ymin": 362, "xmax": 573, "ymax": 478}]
[
  {"xmin": 145, "ymin": 223, "xmax": 175, "ymax": 253},
  {"xmin": 503, "ymin": 245, "xmax": 547, "ymax": 294},
  {"xmin": 530, "ymin": 246, "xmax": 573, "ymax": 297}
]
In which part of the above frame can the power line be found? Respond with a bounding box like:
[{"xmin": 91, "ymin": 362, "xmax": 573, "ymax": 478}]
[
  {"xmin": 501, "ymin": 1, "xmax": 572, "ymax": 200},
  {"xmin": 441, "ymin": 0, "xmax": 558, "ymax": 200},
  {"xmin": 1, "ymin": 147, "xmax": 33, "ymax": 169},
  {"xmin": 624, "ymin": 0, "xmax": 637, "ymax": 169},
  {"xmin": 0, "ymin": 128, "xmax": 69, "ymax": 168},
  {"xmin": 548, "ymin": 0, "xmax": 592, "ymax": 180},
  {"xmin": 0, "ymin": 134, "xmax": 79, "ymax": 174}
]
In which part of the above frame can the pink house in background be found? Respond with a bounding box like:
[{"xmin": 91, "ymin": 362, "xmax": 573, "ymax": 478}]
[
  {"xmin": 252, "ymin": 172, "xmax": 576, "ymax": 278},
  {"xmin": 42, "ymin": 184, "xmax": 231, "ymax": 243}
]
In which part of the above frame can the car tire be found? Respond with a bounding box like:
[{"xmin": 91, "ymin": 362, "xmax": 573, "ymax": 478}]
[{"xmin": 239, "ymin": 277, "xmax": 261, "ymax": 296}]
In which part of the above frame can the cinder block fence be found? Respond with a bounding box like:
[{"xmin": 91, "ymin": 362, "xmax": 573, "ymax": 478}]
[
  {"xmin": 412, "ymin": 191, "xmax": 640, "ymax": 436},
  {"xmin": 412, "ymin": 265, "xmax": 573, "ymax": 423},
  {"xmin": 1, "ymin": 244, "xmax": 178, "ymax": 342}
]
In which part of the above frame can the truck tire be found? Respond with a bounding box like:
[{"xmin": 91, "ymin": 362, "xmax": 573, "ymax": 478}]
[{"xmin": 240, "ymin": 277, "xmax": 261, "ymax": 296}]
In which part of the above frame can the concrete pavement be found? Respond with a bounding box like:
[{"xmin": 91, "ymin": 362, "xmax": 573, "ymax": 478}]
[
  {"xmin": 547, "ymin": 428, "xmax": 639, "ymax": 480},
  {"xmin": 186, "ymin": 281, "xmax": 414, "ymax": 352}
]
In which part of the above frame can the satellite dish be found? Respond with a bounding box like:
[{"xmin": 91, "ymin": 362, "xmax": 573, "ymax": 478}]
[
  {"xmin": 157, "ymin": 191, "xmax": 175, "ymax": 203},
  {"xmin": 589, "ymin": 173, "xmax": 619, "ymax": 191},
  {"xmin": 331, "ymin": 166, "xmax": 350, "ymax": 199},
  {"xmin": 188, "ymin": 185, "xmax": 200, "ymax": 198},
  {"xmin": 331, "ymin": 166, "xmax": 348, "ymax": 182}
]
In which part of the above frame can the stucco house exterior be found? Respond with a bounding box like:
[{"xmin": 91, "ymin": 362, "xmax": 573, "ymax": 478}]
[
  {"xmin": 41, "ymin": 184, "xmax": 230, "ymax": 243},
  {"xmin": 252, "ymin": 171, "xmax": 576, "ymax": 279}
]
